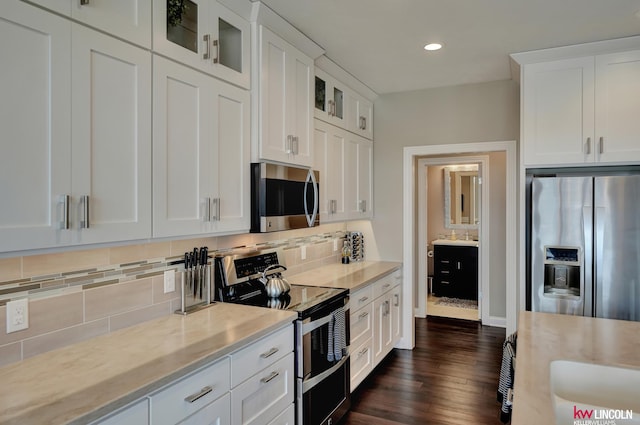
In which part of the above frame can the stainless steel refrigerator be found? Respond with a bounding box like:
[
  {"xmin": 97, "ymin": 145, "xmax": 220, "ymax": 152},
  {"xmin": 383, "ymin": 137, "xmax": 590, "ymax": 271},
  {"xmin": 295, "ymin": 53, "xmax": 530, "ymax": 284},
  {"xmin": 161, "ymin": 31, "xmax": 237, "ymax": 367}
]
[{"xmin": 530, "ymin": 174, "xmax": 640, "ymax": 321}]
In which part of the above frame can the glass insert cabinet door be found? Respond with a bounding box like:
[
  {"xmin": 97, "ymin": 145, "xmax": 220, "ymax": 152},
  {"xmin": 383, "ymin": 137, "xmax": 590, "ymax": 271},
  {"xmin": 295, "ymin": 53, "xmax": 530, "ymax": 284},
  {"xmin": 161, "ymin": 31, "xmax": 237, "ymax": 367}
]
[
  {"xmin": 154, "ymin": 0, "xmax": 250, "ymax": 88},
  {"xmin": 314, "ymin": 69, "xmax": 345, "ymax": 124}
]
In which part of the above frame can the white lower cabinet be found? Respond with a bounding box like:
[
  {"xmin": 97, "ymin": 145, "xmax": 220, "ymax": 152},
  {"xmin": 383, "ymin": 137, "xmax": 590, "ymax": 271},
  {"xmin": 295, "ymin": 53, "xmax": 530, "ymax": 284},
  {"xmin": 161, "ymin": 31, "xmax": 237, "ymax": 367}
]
[
  {"xmin": 180, "ymin": 393, "xmax": 230, "ymax": 425},
  {"xmin": 349, "ymin": 270, "xmax": 402, "ymax": 391},
  {"xmin": 266, "ymin": 403, "xmax": 295, "ymax": 425},
  {"xmin": 230, "ymin": 353, "xmax": 295, "ymax": 425},
  {"xmin": 92, "ymin": 399, "xmax": 149, "ymax": 425},
  {"xmin": 149, "ymin": 358, "xmax": 231, "ymax": 425}
]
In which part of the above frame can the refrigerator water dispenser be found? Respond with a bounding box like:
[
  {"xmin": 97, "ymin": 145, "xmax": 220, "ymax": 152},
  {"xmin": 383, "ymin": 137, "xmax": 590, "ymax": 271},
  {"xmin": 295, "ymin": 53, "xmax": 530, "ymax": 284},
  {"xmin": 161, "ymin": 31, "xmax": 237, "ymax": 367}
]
[{"xmin": 543, "ymin": 246, "xmax": 581, "ymax": 297}]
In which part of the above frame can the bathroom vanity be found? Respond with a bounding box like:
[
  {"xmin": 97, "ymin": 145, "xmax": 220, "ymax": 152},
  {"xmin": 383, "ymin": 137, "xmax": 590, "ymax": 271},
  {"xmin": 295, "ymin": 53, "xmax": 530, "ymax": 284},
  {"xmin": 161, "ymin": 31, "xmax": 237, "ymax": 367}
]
[{"xmin": 432, "ymin": 239, "xmax": 478, "ymax": 300}]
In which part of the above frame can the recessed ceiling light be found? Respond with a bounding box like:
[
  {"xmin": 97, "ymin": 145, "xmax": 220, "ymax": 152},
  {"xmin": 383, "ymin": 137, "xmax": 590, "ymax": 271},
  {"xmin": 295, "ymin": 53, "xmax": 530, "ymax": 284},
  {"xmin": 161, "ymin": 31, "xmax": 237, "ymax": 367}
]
[{"xmin": 424, "ymin": 43, "xmax": 443, "ymax": 51}]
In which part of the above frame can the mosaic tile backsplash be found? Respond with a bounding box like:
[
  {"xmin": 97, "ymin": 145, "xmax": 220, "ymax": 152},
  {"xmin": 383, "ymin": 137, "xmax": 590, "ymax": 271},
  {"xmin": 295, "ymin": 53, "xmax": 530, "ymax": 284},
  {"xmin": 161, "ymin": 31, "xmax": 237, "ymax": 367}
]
[{"xmin": 0, "ymin": 224, "xmax": 347, "ymax": 366}]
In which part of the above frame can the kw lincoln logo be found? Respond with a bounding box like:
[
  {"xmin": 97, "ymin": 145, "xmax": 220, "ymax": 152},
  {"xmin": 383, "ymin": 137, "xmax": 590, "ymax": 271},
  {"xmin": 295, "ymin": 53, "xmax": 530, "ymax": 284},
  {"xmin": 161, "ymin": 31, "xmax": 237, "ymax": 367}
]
[{"xmin": 572, "ymin": 405, "xmax": 634, "ymax": 425}]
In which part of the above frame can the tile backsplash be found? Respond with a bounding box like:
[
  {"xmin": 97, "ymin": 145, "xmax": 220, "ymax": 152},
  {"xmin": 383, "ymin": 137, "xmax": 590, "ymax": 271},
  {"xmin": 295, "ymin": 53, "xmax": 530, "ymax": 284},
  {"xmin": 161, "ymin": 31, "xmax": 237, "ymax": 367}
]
[{"xmin": 0, "ymin": 223, "xmax": 347, "ymax": 367}]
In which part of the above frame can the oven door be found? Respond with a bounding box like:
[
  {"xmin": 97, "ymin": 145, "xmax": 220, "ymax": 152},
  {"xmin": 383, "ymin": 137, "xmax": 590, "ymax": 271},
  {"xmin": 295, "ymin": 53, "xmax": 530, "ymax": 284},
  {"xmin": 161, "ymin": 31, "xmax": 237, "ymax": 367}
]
[
  {"xmin": 297, "ymin": 295, "xmax": 350, "ymax": 380},
  {"xmin": 298, "ymin": 357, "xmax": 350, "ymax": 425}
]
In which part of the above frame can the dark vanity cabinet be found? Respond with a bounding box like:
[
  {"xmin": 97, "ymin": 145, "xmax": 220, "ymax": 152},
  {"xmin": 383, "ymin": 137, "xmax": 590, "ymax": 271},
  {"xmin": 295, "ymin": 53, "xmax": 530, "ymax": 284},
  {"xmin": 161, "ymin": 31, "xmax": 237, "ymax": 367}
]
[{"xmin": 433, "ymin": 245, "xmax": 478, "ymax": 300}]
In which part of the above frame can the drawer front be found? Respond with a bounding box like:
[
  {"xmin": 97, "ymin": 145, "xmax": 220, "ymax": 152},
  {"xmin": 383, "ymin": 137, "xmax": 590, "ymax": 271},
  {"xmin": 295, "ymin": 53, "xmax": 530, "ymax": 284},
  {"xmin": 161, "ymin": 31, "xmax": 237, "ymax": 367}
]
[
  {"xmin": 266, "ymin": 403, "xmax": 294, "ymax": 425},
  {"xmin": 231, "ymin": 325, "xmax": 293, "ymax": 387},
  {"xmin": 350, "ymin": 285, "xmax": 373, "ymax": 311},
  {"xmin": 231, "ymin": 352, "xmax": 295, "ymax": 425},
  {"xmin": 93, "ymin": 399, "xmax": 149, "ymax": 425},
  {"xmin": 150, "ymin": 358, "xmax": 230, "ymax": 425},
  {"xmin": 372, "ymin": 274, "xmax": 395, "ymax": 299},
  {"xmin": 350, "ymin": 338, "xmax": 373, "ymax": 391},
  {"xmin": 180, "ymin": 393, "xmax": 230, "ymax": 425},
  {"xmin": 350, "ymin": 303, "xmax": 373, "ymax": 347}
]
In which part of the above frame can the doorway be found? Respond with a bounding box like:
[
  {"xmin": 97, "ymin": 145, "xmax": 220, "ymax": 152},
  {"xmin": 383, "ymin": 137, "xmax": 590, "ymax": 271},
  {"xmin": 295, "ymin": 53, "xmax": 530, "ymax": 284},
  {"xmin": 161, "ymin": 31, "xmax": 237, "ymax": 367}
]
[
  {"xmin": 401, "ymin": 141, "xmax": 517, "ymax": 342},
  {"xmin": 417, "ymin": 155, "xmax": 488, "ymax": 322}
]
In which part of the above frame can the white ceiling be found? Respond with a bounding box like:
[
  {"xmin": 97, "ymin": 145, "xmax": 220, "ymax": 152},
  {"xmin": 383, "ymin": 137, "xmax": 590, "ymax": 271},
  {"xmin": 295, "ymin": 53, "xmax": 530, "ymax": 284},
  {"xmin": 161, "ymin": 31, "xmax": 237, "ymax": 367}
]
[{"xmin": 260, "ymin": 0, "xmax": 640, "ymax": 94}]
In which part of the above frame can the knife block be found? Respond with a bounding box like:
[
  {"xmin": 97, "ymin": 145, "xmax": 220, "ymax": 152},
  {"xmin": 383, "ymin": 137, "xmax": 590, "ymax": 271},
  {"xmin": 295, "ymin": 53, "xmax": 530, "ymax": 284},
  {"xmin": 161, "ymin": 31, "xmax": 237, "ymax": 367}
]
[{"xmin": 175, "ymin": 263, "xmax": 212, "ymax": 315}]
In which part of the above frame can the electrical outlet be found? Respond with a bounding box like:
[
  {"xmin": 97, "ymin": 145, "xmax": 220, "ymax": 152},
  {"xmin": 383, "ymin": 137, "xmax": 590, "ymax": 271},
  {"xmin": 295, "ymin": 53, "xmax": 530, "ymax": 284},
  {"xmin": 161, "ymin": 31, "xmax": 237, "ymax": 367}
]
[
  {"xmin": 6, "ymin": 298, "xmax": 29, "ymax": 333},
  {"xmin": 300, "ymin": 245, "xmax": 306, "ymax": 260},
  {"xmin": 164, "ymin": 270, "xmax": 175, "ymax": 293}
]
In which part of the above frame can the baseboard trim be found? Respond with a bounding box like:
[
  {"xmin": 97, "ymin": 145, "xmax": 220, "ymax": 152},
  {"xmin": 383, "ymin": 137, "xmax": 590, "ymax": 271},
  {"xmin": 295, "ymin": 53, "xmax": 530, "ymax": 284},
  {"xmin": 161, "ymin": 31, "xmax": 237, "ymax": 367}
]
[{"xmin": 485, "ymin": 316, "xmax": 507, "ymax": 328}]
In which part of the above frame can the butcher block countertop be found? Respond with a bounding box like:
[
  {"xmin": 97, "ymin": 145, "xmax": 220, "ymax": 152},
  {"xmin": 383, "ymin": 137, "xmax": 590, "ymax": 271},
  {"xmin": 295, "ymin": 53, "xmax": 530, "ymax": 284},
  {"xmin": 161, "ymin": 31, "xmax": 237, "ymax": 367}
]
[
  {"xmin": 0, "ymin": 303, "xmax": 296, "ymax": 425},
  {"xmin": 287, "ymin": 261, "xmax": 402, "ymax": 292},
  {"xmin": 512, "ymin": 311, "xmax": 640, "ymax": 425}
]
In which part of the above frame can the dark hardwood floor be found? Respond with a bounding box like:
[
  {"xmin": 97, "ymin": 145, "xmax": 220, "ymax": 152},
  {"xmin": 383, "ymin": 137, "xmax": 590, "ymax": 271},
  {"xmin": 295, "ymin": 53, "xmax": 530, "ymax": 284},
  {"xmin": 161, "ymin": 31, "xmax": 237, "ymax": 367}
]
[{"xmin": 342, "ymin": 316, "xmax": 506, "ymax": 425}]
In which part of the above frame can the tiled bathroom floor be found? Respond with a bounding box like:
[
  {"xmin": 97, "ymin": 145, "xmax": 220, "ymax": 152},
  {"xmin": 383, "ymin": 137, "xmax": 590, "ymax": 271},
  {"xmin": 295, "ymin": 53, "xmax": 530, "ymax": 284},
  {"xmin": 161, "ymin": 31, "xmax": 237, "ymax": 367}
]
[{"xmin": 426, "ymin": 294, "xmax": 480, "ymax": 321}]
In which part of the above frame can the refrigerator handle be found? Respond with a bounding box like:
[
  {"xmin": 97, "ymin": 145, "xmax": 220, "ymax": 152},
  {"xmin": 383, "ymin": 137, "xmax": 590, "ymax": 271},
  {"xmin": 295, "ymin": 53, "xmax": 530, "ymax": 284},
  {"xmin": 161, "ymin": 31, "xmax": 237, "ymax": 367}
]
[
  {"xmin": 593, "ymin": 206, "xmax": 606, "ymax": 317},
  {"xmin": 582, "ymin": 206, "xmax": 594, "ymax": 317}
]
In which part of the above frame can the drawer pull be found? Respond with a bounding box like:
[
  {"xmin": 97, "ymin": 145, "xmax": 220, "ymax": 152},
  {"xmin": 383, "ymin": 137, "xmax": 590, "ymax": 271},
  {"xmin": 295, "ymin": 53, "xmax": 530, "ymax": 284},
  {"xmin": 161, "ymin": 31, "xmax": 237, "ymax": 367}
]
[
  {"xmin": 358, "ymin": 311, "xmax": 369, "ymax": 319},
  {"xmin": 184, "ymin": 386, "xmax": 213, "ymax": 403},
  {"xmin": 442, "ymin": 280, "xmax": 450, "ymax": 285},
  {"xmin": 358, "ymin": 347, "xmax": 369, "ymax": 358},
  {"xmin": 441, "ymin": 270, "xmax": 449, "ymax": 274},
  {"xmin": 260, "ymin": 371, "xmax": 280, "ymax": 384},
  {"xmin": 358, "ymin": 296, "xmax": 369, "ymax": 303},
  {"xmin": 383, "ymin": 283, "xmax": 390, "ymax": 289},
  {"xmin": 260, "ymin": 347, "xmax": 279, "ymax": 359},
  {"xmin": 441, "ymin": 260, "xmax": 450, "ymax": 264}
]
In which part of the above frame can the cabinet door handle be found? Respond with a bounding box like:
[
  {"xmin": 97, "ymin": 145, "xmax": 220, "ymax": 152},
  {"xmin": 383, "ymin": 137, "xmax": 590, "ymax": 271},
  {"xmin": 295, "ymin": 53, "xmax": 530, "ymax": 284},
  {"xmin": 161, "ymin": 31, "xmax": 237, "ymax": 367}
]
[
  {"xmin": 204, "ymin": 197, "xmax": 211, "ymax": 222},
  {"xmin": 584, "ymin": 137, "xmax": 591, "ymax": 154},
  {"xmin": 59, "ymin": 195, "xmax": 70, "ymax": 230},
  {"xmin": 359, "ymin": 296, "xmax": 369, "ymax": 303},
  {"xmin": 80, "ymin": 195, "xmax": 90, "ymax": 229},
  {"xmin": 260, "ymin": 347, "xmax": 279, "ymax": 359},
  {"xmin": 80, "ymin": 0, "xmax": 89, "ymax": 4},
  {"xmin": 294, "ymin": 136, "xmax": 299, "ymax": 155},
  {"xmin": 211, "ymin": 198, "xmax": 220, "ymax": 222},
  {"xmin": 358, "ymin": 311, "xmax": 369, "ymax": 319},
  {"xmin": 286, "ymin": 135, "xmax": 293, "ymax": 154},
  {"xmin": 359, "ymin": 200, "xmax": 366, "ymax": 213},
  {"xmin": 212, "ymin": 39, "xmax": 219, "ymax": 64},
  {"xmin": 394, "ymin": 293, "xmax": 399, "ymax": 307},
  {"xmin": 260, "ymin": 371, "xmax": 280, "ymax": 384},
  {"xmin": 203, "ymin": 34, "xmax": 211, "ymax": 60},
  {"xmin": 184, "ymin": 386, "xmax": 213, "ymax": 403},
  {"xmin": 599, "ymin": 137, "xmax": 604, "ymax": 154},
  {"xmin": 457, "ymin": 262, "xmax": 461, "ymax": 270},
  {"xmin": 330, "ymin": 199, "xmax": 337, "ymax": 214}
]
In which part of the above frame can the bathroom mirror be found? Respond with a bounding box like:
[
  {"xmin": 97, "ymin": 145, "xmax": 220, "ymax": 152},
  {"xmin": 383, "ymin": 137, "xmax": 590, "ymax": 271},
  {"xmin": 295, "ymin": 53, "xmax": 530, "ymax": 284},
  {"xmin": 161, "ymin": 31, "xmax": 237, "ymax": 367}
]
[{"xmin": 444, "ymin": 165, "xmax": 479, "ymax": 229}]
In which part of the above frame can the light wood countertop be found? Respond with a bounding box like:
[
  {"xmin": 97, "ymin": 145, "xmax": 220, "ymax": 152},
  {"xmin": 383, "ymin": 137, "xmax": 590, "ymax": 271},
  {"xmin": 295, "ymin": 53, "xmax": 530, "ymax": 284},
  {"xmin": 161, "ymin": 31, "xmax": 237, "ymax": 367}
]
[
  {"xmin": 286, "ymin": 261, "xmax": 402, "ymax": 292},
  {"xmin": 512, "ymin": 311, "xmax": 640, "ymax": 425},
  {"xmin": 0, "ymin": 303, "xmax": 296, "ymax": 425}
]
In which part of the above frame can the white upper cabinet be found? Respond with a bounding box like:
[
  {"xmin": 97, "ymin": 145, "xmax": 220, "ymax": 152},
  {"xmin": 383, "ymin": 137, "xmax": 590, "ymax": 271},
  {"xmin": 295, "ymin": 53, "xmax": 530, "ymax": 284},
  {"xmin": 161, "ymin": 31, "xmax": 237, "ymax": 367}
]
[
  {"xmin": 153, "ymin": 0, "xmax": 250, "ymax": 88},
  {"xmin": 315, "ymin": 66, "xmax": 374, "ymax": 140},
  {"xmin": 0, "ymin": 2, "xmax": 72, "ymax": 252},
  {"xmin": 314, "ymin": 120, "xmax": 347, "ymax": 223},
  {"xmin": 522, "ymin": 57, "xmax": 595, "ymax": 166},
  {"xmin": 347, "ymin": 91, "xmax": 373, "ymax": 140},
  {"xmin": 256, "ymin": 25, "xmax": 314, "ymax": 167},
  {"xmin": 345, "ymin": 133, "xmax": 373, "ymax": 220},
  {"xmin": 314, "ymin": 68, "xmax": 346, "ymax": 128},
  {"xmin": 594, "ymin": 50, "xmax": 640, "ymax": 163},
  {"xmin": 0, "ymin": 3, "xmax": 152, "ymax": 252},
  {"xmin": 520, "ymin": 46, "xmax": 640, "ymax": 167},
  {"xmin": 22, "ymin": 0, "xmax": 152, "ymax": 48},
  {"xmin": 153, "ymin": 55, "xmax": 250, "ymax": 238},
  {"xmin": 71, "ymin": 24, "xmax": 152, "ymax": 245}
]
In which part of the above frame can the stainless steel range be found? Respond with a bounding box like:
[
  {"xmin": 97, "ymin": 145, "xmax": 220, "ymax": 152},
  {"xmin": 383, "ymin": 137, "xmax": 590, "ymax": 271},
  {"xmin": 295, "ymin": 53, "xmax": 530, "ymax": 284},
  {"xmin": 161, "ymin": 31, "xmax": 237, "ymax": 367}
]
[{"xmin": 213, "ymin": 248, "xmax": 351, "ymax": 425}]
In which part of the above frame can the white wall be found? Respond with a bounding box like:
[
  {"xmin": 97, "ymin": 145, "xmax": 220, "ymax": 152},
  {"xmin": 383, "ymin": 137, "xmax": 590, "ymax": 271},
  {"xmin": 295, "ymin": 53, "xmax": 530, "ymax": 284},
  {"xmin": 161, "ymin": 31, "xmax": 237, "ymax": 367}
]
[{"xmin": 367, "ymin": 79, "xmax": 520, "ymax": 320}]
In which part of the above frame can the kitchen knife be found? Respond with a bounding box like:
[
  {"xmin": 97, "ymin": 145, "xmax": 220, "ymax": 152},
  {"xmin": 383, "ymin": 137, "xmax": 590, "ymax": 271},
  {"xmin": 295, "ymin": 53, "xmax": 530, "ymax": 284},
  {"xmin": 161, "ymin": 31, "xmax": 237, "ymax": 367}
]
[
  {"xmin": 200, "ymin": 247, "xmax": 208, "ymax": 300},
  {"xmin": 192, "ymin": 249, "xmax": 198, "ymax": 298},
  {"xmin": 184, "ymin": 252, "xmax": 191, "ymax": 294}
]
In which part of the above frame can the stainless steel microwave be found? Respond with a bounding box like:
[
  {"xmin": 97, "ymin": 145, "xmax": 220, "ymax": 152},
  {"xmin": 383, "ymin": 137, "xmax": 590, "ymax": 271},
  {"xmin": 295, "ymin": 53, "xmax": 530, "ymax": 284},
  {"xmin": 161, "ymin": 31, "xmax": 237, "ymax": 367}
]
[{"xmin": 250, "ymin": 162, "xmax": 320, "ymax": 232}]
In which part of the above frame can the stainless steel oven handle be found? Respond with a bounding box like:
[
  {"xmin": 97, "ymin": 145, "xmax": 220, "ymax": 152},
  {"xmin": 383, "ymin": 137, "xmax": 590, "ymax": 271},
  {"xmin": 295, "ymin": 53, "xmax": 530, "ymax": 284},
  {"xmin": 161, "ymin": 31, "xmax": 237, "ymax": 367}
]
[
  {"xmin": 301, "ymin": 302, "xmax": 350, "ymax": 335},
  {"xmin": 301, "ymin": 354, "xmax": 349, "ymax": 393}
]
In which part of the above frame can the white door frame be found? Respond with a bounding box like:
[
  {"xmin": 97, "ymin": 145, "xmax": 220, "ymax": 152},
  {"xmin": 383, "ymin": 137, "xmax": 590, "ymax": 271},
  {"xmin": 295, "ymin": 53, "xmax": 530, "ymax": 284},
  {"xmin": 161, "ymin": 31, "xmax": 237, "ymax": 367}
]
[
  {"xmin": 400, "ymin": 141, "xmax": 517, "ymax": 349},
  {"xmin": 416, "ymin": 155, "xmax": 489, "ymax": 323}
]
